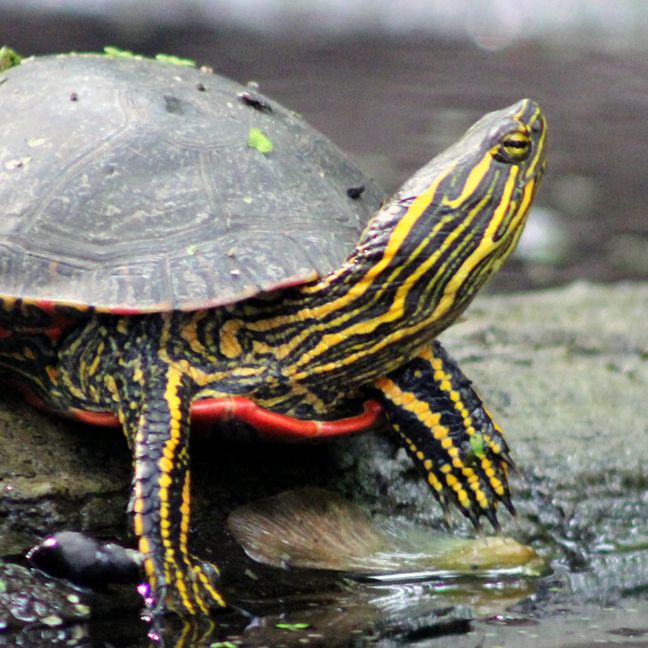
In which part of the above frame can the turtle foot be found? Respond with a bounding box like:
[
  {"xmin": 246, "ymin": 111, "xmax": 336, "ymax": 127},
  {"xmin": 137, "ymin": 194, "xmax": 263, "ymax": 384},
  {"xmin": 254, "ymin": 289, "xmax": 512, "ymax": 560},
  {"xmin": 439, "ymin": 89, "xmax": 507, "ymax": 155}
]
[{"xmin": 141, "ymin": 555, "xmax": 227, "ymax": 618}]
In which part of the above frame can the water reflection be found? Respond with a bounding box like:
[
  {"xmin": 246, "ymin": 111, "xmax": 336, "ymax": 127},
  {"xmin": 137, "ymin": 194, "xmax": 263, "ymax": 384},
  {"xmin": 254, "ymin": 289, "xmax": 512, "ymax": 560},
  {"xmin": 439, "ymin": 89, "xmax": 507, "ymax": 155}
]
[{"xmin": 150, "ymin": 576, "xmax": 537, "ymax": 647}]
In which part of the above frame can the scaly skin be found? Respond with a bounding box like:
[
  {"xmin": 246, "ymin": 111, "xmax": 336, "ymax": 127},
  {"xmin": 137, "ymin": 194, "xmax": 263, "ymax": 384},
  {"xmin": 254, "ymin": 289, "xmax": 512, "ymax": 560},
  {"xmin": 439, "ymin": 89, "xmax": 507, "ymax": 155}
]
[{"xmin": 0, "ymin": 98, "xmax": 546, "ymax": 616}]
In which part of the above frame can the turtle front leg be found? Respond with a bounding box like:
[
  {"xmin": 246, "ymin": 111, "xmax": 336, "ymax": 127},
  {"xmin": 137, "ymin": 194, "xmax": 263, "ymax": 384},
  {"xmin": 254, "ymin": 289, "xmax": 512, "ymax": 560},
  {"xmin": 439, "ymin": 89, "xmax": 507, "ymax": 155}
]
[
  {"xmin": 374, "ymin": 341, "xmax": 515, "ymax": 530},
  {"xmin": 118, "ymin": 362, "xmax": 226, "ymax": 616}
]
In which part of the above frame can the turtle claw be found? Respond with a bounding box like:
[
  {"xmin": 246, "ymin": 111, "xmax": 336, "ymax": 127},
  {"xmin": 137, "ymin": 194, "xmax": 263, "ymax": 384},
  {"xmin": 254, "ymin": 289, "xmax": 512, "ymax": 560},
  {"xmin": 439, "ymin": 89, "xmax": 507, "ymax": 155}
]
[
  {"xmin": 139, "ymin": 553, "xmax": 227, "ymax": 619},
  {"xmin": 500, "ymin": 490, "xmax": 517, "ymax": 517},
  {"xmin": 498, "ymin": 449, "xmax": 517, "ymax": 471},
  {"xmin": 481, "ymin": 505, "xmax": 500, "ymax": 533},
  {"xmin": 465, "ymin": 506, "xmax": 482, "ymax": 531},
  {"xmin": 441, "ymin": 500, "xmax": 454, "ymax": 530}
]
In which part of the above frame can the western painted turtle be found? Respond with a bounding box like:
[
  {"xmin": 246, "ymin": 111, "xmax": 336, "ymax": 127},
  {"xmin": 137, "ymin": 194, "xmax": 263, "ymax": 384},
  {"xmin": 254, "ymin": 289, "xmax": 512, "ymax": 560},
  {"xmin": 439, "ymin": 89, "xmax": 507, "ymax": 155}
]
[{"xmin": 0, "ymin": 52, "xmax": 547, "ymax": 617}]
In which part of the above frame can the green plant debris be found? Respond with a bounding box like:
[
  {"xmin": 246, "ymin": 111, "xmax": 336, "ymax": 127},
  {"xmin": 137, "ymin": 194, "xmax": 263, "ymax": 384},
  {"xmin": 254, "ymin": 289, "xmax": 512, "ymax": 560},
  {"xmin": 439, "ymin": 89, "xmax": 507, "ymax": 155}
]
[
  {"xmin": 186, "ymin": 244, "xmax": 198, "ymax": 256},
  {"xmin": 0, "ymin": 46, "xmax": 21, "ymax": 71},
  {"xmin": 102, "ymin": 47, "xmax": 195, "ymax": 67},
  {"xmin": 469, "ymin": 432, "xmax": 486, "ymax": 459},
  {"xmin": 103, "ymin": 46, "xmax": 136, "ymax": 59},
  {"xmin": 155, "ymin": 53, "xmax": 196, "ymax": 67},
  {"xmin": 248, "ymin": 128, "xmax": 274, "ymax": 154},
  {"xmin": 209, "ymin": 642, "xmax": 239, "ymax": 648},
  {"xmin": 276, "ymin": 622, "xmax": 311, "ymax": 631}
]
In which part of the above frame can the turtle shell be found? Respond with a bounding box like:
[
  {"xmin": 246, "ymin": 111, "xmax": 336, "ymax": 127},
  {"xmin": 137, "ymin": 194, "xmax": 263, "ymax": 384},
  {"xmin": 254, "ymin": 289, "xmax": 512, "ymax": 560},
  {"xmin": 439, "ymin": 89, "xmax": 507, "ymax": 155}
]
[{"xmin": 0, "ymin": 53, "xmax": 383, "ymax": 313}]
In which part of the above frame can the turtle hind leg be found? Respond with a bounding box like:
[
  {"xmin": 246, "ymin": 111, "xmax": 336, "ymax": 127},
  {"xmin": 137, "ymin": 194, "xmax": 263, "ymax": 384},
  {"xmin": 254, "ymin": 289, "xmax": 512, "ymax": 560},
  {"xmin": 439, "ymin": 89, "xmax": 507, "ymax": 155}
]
[
  {"xmin": 119, "ymin": 362, "xmax": 227, "ymax": 616},
  {"xmin": 374, "ymin": 341, "xmax": 514, "ymax": 530}
]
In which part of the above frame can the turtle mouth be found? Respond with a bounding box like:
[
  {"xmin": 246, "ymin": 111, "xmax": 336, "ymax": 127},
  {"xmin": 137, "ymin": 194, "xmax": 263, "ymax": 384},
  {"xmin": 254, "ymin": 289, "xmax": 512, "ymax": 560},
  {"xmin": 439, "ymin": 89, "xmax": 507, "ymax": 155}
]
[
  {"xmin": 538, "ymin": 159, "xmax": 548, "ymax": 181},
  {"xmin": 521, "ymin": 145, "xmax": 547, "ymax": 195},
  {"xmin": 529, "ymin": 158, "xmax": 547, "ymax": 194}
]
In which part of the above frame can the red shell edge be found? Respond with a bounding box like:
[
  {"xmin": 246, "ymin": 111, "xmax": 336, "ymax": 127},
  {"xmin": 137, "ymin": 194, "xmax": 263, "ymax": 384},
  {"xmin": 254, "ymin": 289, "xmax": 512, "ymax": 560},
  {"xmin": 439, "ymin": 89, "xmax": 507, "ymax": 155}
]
[{"xmin": 20, "ymin": 388, "xmax": 384, "ymax": 440}]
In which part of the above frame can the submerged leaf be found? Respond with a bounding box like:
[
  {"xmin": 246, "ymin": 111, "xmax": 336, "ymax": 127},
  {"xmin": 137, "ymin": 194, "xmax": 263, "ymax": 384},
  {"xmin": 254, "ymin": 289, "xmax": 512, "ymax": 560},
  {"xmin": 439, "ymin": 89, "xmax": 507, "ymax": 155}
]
[{"xmin": 227, "ymin": 488, "xmax": 545, "ymax": 577}]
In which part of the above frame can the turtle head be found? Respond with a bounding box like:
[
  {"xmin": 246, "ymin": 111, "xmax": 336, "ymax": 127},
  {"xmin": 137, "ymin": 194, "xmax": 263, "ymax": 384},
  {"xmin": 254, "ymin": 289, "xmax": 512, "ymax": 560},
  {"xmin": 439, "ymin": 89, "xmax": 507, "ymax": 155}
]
[
  {"xmin": 292, "ymin": 100, "xmax": 546, "ymax": 371},
  {"xmin": 427, "ymin": 97, "xmax": 547, "ymax": 244},
  {"xmin": 355, "ymin": 98, "xmax": 547, "ymax": 334}
]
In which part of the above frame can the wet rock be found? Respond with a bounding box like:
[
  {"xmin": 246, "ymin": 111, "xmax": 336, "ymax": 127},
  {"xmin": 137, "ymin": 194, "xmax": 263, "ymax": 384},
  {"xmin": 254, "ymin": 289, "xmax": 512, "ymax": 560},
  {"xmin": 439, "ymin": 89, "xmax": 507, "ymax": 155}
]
[
  {"xmin": 0, "ymin": 281, "xmax": 646, "ymax": 608},
  {"xmin": 0, "ymin": 559, "xmax": 90, "ymax": 630},
  {"xmin": 445, "ymin": 280, "xmax": 648, "ymax": 558},
  {"xmin": 0, "ymin": 397, "xmax": 130, "ymax": 556},
  {"xmin": 27, "ymin": 532, "xmax": 142, "ymax": 588}
]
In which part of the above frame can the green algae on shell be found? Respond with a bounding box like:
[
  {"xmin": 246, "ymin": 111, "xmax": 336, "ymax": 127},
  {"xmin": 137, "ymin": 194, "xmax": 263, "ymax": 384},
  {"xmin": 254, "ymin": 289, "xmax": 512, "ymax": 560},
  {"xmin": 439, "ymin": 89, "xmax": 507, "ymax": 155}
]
[
  {"xmin": 0, "ymin": 46, "xmax": 21, "ymax": 71},
  {"xmin": 227, "ymin": 488, "xmax": 545, "ymax": 578}
]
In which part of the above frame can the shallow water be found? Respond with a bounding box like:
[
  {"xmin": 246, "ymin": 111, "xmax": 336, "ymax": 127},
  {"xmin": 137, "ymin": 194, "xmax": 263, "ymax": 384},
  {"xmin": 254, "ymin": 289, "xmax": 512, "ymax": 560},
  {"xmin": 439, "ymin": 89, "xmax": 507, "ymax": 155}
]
[{"xmin": 4, "ymin": 479, "xmax": 648, "ymax": 647}]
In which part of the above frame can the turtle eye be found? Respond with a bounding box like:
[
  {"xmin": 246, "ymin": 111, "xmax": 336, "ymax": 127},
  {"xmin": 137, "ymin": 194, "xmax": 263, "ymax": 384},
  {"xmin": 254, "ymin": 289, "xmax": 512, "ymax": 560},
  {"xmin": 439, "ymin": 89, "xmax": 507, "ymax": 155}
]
[{"xmin": 492, "ymin": 129, "xmax": 531, "ymax": 164}]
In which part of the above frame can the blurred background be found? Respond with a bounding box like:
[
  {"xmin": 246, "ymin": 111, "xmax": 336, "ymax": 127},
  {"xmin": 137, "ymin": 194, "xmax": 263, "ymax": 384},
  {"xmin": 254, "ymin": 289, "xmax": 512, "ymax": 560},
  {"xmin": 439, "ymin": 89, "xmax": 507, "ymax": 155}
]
[{"xmin": 2, "ymin": 0, "xmax": 648, "ymax": 292}]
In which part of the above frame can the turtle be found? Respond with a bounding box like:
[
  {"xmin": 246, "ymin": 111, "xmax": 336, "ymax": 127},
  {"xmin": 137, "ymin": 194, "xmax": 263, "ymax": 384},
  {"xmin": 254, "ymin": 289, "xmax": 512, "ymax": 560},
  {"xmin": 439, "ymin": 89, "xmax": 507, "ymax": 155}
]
[{"xmin": 0, "ymin": 51, "xmax": 547, "ymax": 617}]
